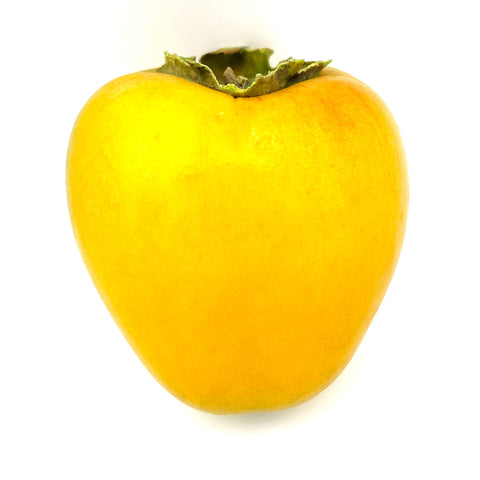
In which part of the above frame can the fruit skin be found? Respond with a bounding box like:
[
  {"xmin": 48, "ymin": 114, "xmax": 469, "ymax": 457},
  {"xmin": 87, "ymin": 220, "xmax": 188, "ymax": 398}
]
[{"xmin": 66, "ymin": 66, "xmax": 408, "ymax": 414}]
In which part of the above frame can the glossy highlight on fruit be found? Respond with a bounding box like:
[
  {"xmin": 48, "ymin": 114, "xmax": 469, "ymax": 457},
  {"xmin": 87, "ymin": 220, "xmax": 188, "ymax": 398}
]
[{"xmin": 66, "ymin": 48, "xmax": 408, "ymax": 414}]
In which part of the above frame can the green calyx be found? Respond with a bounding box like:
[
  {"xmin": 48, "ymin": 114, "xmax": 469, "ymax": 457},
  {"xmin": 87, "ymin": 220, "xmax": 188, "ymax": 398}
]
[{"xmin": 155, "ymin": 47, "xmax": 331, "ymax": 97}]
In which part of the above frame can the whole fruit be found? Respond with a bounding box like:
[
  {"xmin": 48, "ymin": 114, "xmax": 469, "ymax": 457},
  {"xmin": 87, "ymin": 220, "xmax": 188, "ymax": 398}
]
[{"xmin": 66, "ymin": 47, "xmax": 408, "ymax": 414}]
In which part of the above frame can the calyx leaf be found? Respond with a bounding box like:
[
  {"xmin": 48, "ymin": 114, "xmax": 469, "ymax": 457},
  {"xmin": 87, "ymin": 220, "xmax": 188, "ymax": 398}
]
[{"xmin": 155, "ymin": 47, "xmax": 331, "ymax": 97}]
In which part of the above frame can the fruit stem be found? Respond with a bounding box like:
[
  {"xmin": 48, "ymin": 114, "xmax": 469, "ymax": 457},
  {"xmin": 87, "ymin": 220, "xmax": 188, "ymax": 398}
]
[{"xmin": 155, "ymin": 47, "xmax": 331, "ymax": 97}]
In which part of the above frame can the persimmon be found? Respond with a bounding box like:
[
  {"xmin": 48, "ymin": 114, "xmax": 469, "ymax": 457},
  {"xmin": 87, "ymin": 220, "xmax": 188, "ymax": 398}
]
[{"xmin": 66, "ymin": 47, "xmax": 408, "ymax": 413}]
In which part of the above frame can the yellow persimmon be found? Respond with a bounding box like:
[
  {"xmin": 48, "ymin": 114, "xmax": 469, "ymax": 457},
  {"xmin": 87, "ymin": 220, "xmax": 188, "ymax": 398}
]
[{"xmin": 66, "ymin": 48, "xmax": 408, "ymax": 414}]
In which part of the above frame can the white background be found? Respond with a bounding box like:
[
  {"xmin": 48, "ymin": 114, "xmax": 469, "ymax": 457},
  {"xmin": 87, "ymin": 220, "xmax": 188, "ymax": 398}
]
[{"xmin": 1, "ymin": 0, "xmax": 479, "ymax": 478}]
